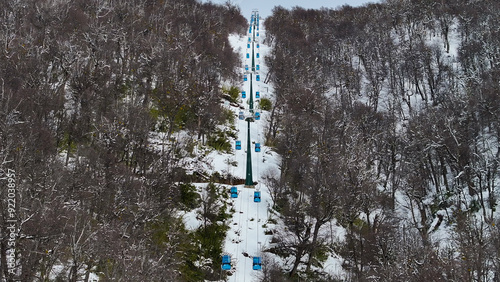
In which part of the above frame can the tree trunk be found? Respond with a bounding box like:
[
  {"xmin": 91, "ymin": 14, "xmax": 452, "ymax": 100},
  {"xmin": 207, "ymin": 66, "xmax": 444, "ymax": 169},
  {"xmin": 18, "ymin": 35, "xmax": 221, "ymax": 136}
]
[
  {"xmin": 289, "ymin": 226, "xmax": 311, "ymax": 277},
  {"xmin": 305, "ymin": 220, "xmax": 324, "ymax": 272}
]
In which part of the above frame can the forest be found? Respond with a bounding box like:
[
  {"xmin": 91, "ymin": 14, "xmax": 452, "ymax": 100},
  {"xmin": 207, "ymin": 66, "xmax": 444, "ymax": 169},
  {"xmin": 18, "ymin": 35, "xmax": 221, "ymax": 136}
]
[
  {"xmin": 0, "ymin": 0, "xmax": 247, "ymax": 281},
  {"xmin": 0, "ymin": 0, "xmax": 499, "ymax": 281},
  {"xmin": 262, "ymin": 0, "xmax": 500, "ymax": 281}
]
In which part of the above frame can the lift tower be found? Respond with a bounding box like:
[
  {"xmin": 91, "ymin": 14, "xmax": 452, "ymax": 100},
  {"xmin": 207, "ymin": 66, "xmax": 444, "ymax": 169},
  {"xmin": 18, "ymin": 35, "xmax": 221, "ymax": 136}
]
[{"xmin": 244, "ymin": 10, "xmax": 259, "ymax": 188}]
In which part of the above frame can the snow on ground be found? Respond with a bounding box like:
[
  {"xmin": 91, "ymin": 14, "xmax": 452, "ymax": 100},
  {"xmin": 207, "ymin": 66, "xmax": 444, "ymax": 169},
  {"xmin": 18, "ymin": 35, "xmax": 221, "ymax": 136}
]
[
  {"xmin": 181, "ymin": 13, "xmax": 280, "ymax": 281},
  {"xmin": 184, "ymin": 11, "xmax": 351, "ymax": 280},
  {"xmin": 49, "ymin": 264, "xmax": 99, "ymax": 281},
  {"xmin": 221, "ymin": 13, "xmax": 350, "ymax": 281},
  {"xmin": 223, "ymin": 184, "xmax": 272, "ymax": 281},
  {"xmin": 221, "ymin": 14, "xmax": 279, "ymax": 282}
]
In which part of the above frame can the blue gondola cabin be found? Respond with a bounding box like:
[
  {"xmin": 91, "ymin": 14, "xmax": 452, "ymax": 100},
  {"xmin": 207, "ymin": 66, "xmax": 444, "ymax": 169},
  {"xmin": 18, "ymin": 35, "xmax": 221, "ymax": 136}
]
[
  {"xmin": 235, "ymin": 140, "xmax": 242, "ymax": 149},
  {"xmin": 255, "ymin": 112, "xmax": 261, "ymax": 120},
  {"xmin": 256, "ymin": 65, "xmax": 260, "ymax": 70},
  {"xmin": 244, "ymin": 74, "xmax": 248, "ymax": 81},
  {"xmin": 254, "ymin": 191, "xmax": 261, "ymax": 203},
  {"xmin": 242, "ymin": 91, "xmax": 246, "ymax": 98},
  {"xmin": 248, "ymin": 37, "xmax": 251, "ymax": 42},
  {"xmin": 245, "ymin": 65, "xmax": 249, "ymax": 71},
  {"xmin": 256, "ymin": 91, "xmax": 260, "ymax": 98},
  {"xmin": 238, "ymin": 112, "xmax": 244, "ymax": 120},
  {"xmin": 222, "ymin": 255, "xmax": 232, "ymax": 270},
  {"xmin": 253, "ymin": 257, "xmax": 262, "ymax": 270},
  {"xmin": 256, "ymin": 75, "xmax": 260, "ymax": 81},
  {"xmin": 230, "ymin": 186, "xmax": 238, "ymax": 198},
  {"xmin": 257, "ymin": 43, "xmax": 260, "ymax": 48},
  {"xmin": 246, "ymin": 53, "xmax": 250, "ymax": 59},
  {"xmin": 255, "ymin": 143, "xmax": 261, "ymax": 152},
  {"xmin": 256, "ymin": 53, "xmax": 260, "ymax": 58}
]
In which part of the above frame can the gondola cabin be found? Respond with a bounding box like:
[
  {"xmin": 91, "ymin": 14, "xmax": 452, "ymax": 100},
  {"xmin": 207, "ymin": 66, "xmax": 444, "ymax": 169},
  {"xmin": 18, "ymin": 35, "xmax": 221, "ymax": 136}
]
[
  {"xmin": 255, "ymin": 91, "xmax": 260, "ymax": 98},
  {"xmin": 253, "ymin": 257, "xmax": 262, "ymax": 270},
  {"xmin": 256, "ymin": 65, "xmax": 260, "ymax": 70},
  {"xmin": 245, "ymin": 65, "xmax": 249, "ymax": 71},
  {"xmin": 222, "ymin": 255, "xmax": 232, "ymax": 270},
  {"xmin": 235, "ymin": 140, "xmax": 242, "ymax": 150},
  {"xmin": 246, "ymin": 53, "xmax": 250, "ymax": 59},
  {"xmin": 255, "ymin": 143, "xmax": 261, "ymax": 152},
  {"xmin": 257, "ymin": 43, "xmax": 260, "ymax": 48},
  {"xmin": 230, "ymin": 186, "xmax": 238, "ymax": 198},
  {"xmin": 257, "ymin": 32, "xmax": 259, "ymax": 37},
  {"xmin": 254, "ymin": 191, "xmax": 261, "ymax": 203},
  {"xmin": 248, "ymin": 37, "xmax": 251, "ymax": 42},
  {"xmin": 242, "ymin": 91, "xmax": 246, "ymax": 98},
  {"xmin": 255, "ymin": 112, "xmax": 261, "ymax": 120},
  {"xmin": 247, "ymin": 43, "xmax": 250, "ymax": 48},
  {"xmin": 244, "ymin": 74, "xmax": 248, "ymax": 81},
  {"xmin": 256, "ymin": 53, "xmax": 260, "ymax": 58},
  {"xmin": 256, "ymin": 75, "xmax": 260, "ymax": 81},
  {"xmin": 238, "ymin": 112, "xmax": 244, "ymax": 120}
]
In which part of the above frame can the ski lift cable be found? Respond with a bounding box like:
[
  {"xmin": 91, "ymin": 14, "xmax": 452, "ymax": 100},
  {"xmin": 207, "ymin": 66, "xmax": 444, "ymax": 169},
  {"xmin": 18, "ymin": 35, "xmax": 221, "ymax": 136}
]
[
  {"xmin": 255, "ymin": 9, "xmax": 261, "ymax": 267},
  {"xmin": 256, "ymin": 140, "xmax": 260, "ymax": 246},
  {"xmin": 228, "ymin": 10, "xmax": 263, "ymax": 279}
]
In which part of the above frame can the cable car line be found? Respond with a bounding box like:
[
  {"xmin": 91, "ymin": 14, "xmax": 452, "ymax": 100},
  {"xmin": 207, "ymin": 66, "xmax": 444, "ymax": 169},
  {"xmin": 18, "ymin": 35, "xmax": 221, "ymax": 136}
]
[{"xmin": 223, "ymin": 10, "xmax": 263, "ymax": 277}]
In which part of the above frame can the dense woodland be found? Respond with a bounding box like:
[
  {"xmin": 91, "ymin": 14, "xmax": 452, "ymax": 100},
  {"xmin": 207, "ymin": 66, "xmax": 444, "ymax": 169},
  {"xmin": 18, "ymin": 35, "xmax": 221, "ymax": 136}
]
[
  {"xmin": 0, "ymin": 0, "xmax": 246, "ymax": 281},
  {"xmin": 262, "ymin": 0, "xmax": 500, "ymax": 281},
  {"xmin": 0, "ymin": 0, "xmax": 499, "ymax": 281}
]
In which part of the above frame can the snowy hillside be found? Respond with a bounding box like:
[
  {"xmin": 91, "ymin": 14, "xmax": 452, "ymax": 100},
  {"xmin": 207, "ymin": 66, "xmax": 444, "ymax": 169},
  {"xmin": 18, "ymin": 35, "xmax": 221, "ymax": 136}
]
[
  {"xmin": 222, "ymin": 15, "xmax": 276, "ymax": 281},
  {"xmin": 182, "ymin": 11, "xmax": 283, "ymax": 281},
  {"xmin": 2, "ymin": 1, "xmax": 499, "ymax": 281}
]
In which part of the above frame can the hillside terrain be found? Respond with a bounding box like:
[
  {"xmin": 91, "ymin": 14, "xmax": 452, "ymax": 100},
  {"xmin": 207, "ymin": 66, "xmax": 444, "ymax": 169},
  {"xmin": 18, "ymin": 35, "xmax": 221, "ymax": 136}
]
[
  {"xmin": 262, "ymin": 0, "xmax": 500, "ymax": 281},
  {"xmin": 0, "ymin": 0, "xmax": 499, "ymax": 281}
]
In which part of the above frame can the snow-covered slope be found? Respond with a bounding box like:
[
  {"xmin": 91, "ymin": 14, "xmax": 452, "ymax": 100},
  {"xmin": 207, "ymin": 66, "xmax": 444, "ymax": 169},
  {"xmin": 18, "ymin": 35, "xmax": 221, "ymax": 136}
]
[
  {"xmin": 220, "ymin": 13, "xmax": 280, "ymax": 281},
  {"xmin": 181, "ymin": 11, "xmax": 281, "ymax": 281}
]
